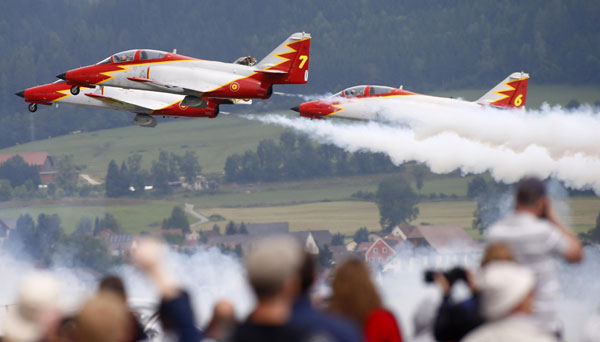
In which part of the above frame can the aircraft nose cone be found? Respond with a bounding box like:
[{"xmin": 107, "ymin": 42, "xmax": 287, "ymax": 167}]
[
  {"xmin": 15, "ymin": 90, "xmax": 25, "ymax": 98},
  {"xmin": 290, "ymin": 106, "xmax": 300, "ymax": 112},
  {"xmin": 56, "ymin": 72, "xmax": 67, "ymax": 80}
]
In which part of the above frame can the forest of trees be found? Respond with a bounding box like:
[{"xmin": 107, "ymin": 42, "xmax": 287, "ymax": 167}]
[
  {"xmin": 1, "ymin": 1, "xmax": 599, "ymax": 149},
  {"xmin": 0, "ymin": 155, "xmax": 83, "ymax": 201},
  {"xmin": 225, "ymin": 131, "xmax": 401, "ymax": 182},
  {"xmin": 105, "ymin": 151, "xmax": 201, "ymax": 197}
]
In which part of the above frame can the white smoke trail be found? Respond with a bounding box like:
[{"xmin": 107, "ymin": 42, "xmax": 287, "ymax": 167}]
[
  {"xmin": 372, "ymin": 100, "xmax": 600, "ymax": 158},
  {"xmin": 245, "ymin": 114, "xmax": 600, "ymax": 193}
]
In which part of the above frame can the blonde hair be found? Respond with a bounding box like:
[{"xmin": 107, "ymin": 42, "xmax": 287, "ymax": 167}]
[
  {"xmin": 329, "ymin": 258, "xmax": 382, "ymax": 327},
  {"xmin": 481, "ymin": 242, "xmax": 514, "ymax": 267},
  {"xmin": 76, "ymin": 292, "xmax": 129, "ymax": 342}
]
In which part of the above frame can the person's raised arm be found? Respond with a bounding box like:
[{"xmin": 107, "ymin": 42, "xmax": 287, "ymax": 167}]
[{"xmin": 544, "ymin": 200, "xmax": 583, "ymax": 263}]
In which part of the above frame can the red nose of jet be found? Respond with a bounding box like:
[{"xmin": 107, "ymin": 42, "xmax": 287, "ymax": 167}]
[
  {"xmin": 293, "ymin": 101, "xmax": 337, "ymax": 119},
  {"xmin": 59, "ymin": 65, "xmax": 112, "ymax": 86},
  {"xmin": 20, "ymin": 82, "xmax": 74, "ymax": 103}
]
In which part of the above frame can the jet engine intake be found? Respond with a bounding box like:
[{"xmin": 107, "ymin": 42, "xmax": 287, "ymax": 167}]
[{"xmin": 133, "ymin": 114, "xmax": 157, "ymax": 128}]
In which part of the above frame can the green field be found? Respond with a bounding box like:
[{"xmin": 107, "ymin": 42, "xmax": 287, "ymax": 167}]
[
  {"xmin": 0, "ymin": 115, "xmax": 284, "ymax": 179},
  {"xmin": 188, "ymin": 174, "xmax": 473, "ymax": 208},
  {"xmin": 432, "ymin": 84, "xmax": 600, "ymax": 109},
  {"xmin": 1, "ymin": 193, "xmax": 597, "ymax": 238},
  {"xmin": 0, "ymin": 199, "xmax": 190, "ymax": 234}
]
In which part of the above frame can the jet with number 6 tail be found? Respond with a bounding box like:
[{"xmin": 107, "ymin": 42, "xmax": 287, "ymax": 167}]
[
  {"xmin": 58, "ymin": 32, "xmax": 311, "ymax": 105},
  {"xmin": 292, "ymin": 72, "xmax": 529, "ymax": 120}
]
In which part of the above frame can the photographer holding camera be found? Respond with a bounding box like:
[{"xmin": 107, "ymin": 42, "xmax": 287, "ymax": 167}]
[
  {"xmin": 486, "ymin": 177, "xmax": 583, "ymax": 338},
  {"xmin": 427, "ymin": 266, "xmax": 483, "ymax": 341},
  {"xmin": 428, "ymin": 244, "xmax": 515, "ymax": 341}
]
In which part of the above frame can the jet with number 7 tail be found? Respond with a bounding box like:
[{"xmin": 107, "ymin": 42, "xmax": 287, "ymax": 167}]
[
  {"xmin": 58, "ymin": 32, "xmax": 311, "ymax": 104},
  {"xmin": 292, "ymin": 72, "xmax": 529, "ymax": 120}
]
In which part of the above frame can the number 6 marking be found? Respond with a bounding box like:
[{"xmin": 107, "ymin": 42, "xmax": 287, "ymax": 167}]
[
  {"xmin": 298, "ymin": 55, "xmax": 308, "ymax": 69},
  {"xmin": 514, "ymin": 94, "xmax": 523, "ymax": 106}
]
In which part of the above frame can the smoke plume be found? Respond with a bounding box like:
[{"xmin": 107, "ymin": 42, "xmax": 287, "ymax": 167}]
[{"xmin": 245, "ymin": 103, "xmax": 600, "ymax": 193}]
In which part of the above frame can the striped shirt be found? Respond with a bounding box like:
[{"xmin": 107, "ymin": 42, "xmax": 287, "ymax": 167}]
[{"xmin": 485, "ymin": 212, "xmax": 569, "ymax": 334}]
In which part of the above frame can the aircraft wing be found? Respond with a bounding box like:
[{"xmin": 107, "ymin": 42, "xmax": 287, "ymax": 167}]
[
  {"xmin": 85, "ymin": 93, "xmax": 154, "ymax": 113},
  {"xmin": 127, "ymin": 76, "xmax": 217, "ymax": 95},
  {"xmin": 127, "ymin": 77, "xmax": 191, "ymax": 93}
]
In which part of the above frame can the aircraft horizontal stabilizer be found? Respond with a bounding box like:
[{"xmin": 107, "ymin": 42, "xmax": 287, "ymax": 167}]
[{"xmin": 256, "ymin": 69, "xmax": 287, "ymax": 74}]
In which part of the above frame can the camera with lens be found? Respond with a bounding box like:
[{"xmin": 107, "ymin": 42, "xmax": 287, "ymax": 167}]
[{"xmin": 424, "ymin": 267, "xmax": 468, "ymax": 286}]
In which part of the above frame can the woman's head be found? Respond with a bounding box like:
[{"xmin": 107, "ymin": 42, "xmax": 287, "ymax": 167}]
[{"xmin": 329, "ymin": 258, "xmax": 382, "ymax": 327}]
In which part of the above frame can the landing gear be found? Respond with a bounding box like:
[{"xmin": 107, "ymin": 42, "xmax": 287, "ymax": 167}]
[
  {"xmin": 132, "ymin": 114, "xmax": 157, "ymax": 128},
  {"xmin": 28, "ymin": 103, "xmax": 37, "ymax": 113},
  {"xmin": 70, "ymin": 86, "xmax": 80, "ymax": 95}
]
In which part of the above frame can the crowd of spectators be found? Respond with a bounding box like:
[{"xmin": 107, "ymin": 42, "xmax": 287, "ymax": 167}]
[{"xmin": 1, "ymin": 177, "xmax": 597, "ymax": 342}]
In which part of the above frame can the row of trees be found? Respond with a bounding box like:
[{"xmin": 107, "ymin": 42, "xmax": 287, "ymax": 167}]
[
  {"xmin": 105, "ymin": 151, "xmax": 201, "ymax": 197},
  {"xmin": 225, "ymin": 131, "xmax": 401, "ymax": 183},
  {"xmin": 0, "ymin": 155, "xmax": 83, "ymax": 202},
  {"xmin": 4, "ymin": 213, "xmax": 115, "ymax": 271}
]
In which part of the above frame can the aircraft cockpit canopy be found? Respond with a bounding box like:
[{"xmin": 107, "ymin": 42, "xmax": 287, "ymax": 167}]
[
  {"xmin": 368, "ymin": 86, "xmax": 395, "ymax": 95},
  {"xmin": 343, "ymin": 86, "xmax": 367, "ymax": 97},
  {"xmin": 330, "ymin": 85, "xmax": 395, "ymax": 98},
  {"xmin": 96, "ymin": 49, "xmax": 169, "ymax": 65},
  {"xmin": 112, "ymin": 50, "xmax": 137, "ymax": 63},
  {"xmin": 140, "ymin": 50, "xmax": 167, "ymax": 60}
]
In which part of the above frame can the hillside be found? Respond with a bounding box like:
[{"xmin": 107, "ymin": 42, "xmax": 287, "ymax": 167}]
[{"xmin": 0, "ymin": 114, "xmax": 284, "ymax": 178}]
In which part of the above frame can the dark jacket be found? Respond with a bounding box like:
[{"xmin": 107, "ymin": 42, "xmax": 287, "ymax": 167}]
[{"xmin": 290, "ymin": 295, "xmax": 361, "ymax": 342}]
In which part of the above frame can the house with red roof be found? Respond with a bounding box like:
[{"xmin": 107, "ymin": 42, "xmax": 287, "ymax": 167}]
[
  {"xmin": 364, "ymin": 239, "xmax": 397, "ymax": 266},
  {"xmin": 0, "ymin": 152, "xmax": 57, "ymax": 183},
  {"xmin": 355, "ymin": 239, "xmax": 397, "ymax": 266}
]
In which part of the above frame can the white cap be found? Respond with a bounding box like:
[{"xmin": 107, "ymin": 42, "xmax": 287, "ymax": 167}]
[
  {"xmin": 3, "ymin": 272, "xmax": 61, "ymax": 342},
  {"xmin": 481, "ymin": 262, "xmax": 535, "ymax": 321}
]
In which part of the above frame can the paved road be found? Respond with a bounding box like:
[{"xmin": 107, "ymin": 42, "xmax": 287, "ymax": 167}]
[
  {"xmin": 80, "ymin": 174, "xmax": 101, "ymax": 185},
  {"xmin": 184, "ymin": 203, "xmax": 209, "ymax": 229}
]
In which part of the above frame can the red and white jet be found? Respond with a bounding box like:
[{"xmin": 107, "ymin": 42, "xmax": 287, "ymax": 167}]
[
  {"xmin": 58, "ymin": 32, "xmax": 311, "ymax": 103},
  {"xmin": 292, "ymin": 72, "xmax": 529, "ymax": 120},
  {"xmin": 16, "ymin": 81, "xmax": 250, "ymax": 127}
]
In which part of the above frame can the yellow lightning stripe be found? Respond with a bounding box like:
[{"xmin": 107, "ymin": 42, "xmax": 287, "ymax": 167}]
[
  {"xmin": 325, "ymin": 94, "xmax": 421, "ymax": 117},
  {"xmin": 265, "ymin": 37, "xmax": 311, "ymax": 71},
  {"xmin": 153, "ymin": 99, "xmax": 184, "ymax": 112},
  {"xmin": 96, "ymin": 59, "xmax": 198, "ymax": 85},
  {"xmin": 204, "ymin": 37, "xmax": 310, "ymax": 94},
  {"xmin": 54, "ymin": 89, "xmax": 73, "ymax": 102},
  {"xmin": 491, "ymin": 77, "xmax": 528, "ymax": 103}
]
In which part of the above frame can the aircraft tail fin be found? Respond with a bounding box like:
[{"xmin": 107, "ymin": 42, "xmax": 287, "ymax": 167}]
[
  {"xmin": 476, "ymin": 72, "xmax": 529, "ymax": 108},
  {"xmin": 256, "ymin": 32, "xmax": 311, "ymax": 84}
]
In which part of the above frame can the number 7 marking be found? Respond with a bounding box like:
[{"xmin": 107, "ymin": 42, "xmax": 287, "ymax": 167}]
[{"xmin": 298, "ymin": 55, "xmax": 308, "ymax": 69}]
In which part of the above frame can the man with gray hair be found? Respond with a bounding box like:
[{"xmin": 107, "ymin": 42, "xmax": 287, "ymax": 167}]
[
  {"xmin": 230, "ymin": 235, "xmax": 309, "ymax": 342},
  {"xmin": 485, "ymin": 176, "xmax": 583, "ymax": 337}
]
